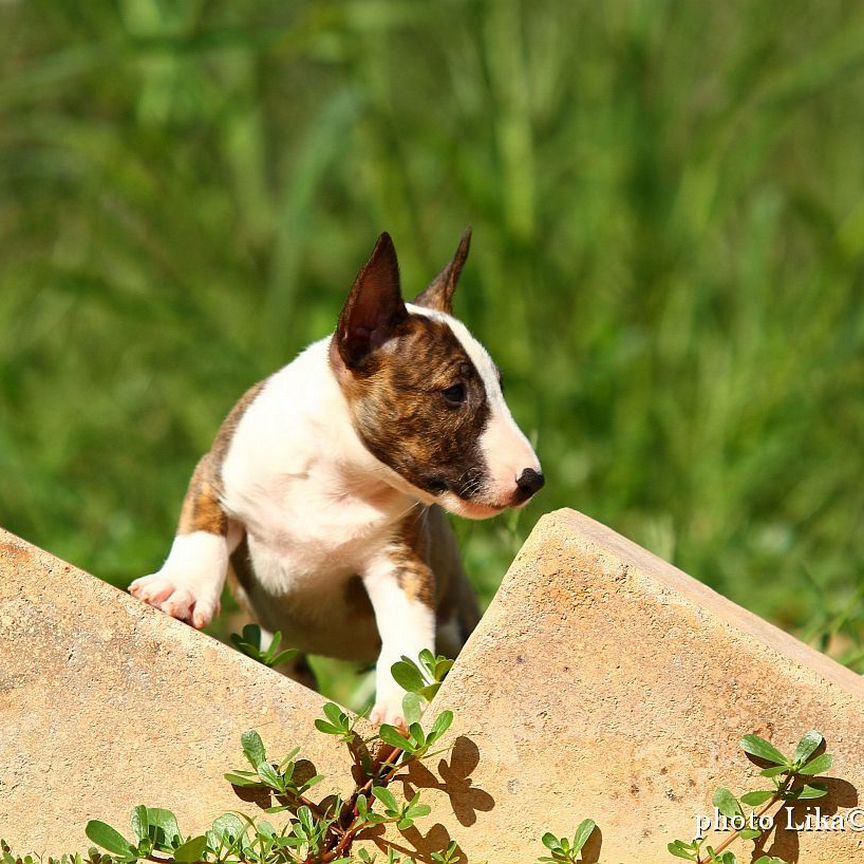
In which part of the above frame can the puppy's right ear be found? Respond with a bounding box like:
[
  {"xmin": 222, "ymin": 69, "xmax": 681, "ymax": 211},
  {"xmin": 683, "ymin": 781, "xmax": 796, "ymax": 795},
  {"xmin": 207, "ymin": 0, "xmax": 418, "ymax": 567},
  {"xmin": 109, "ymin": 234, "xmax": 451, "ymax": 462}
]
[
  {"xmin": 335, "ymin": 232, "xmax": 408, "ymax": 370},
  {"xmin": 414, "ymin": 226, "xmax": 471, "ymax": 315}
]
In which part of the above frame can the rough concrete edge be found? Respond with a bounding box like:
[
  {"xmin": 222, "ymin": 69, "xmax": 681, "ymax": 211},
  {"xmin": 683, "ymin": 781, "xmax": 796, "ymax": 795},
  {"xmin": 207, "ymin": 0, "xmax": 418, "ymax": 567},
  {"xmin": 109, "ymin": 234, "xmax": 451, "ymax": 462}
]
[
  {"xmin": 433, "ymin": 507, "xmax": 864, "ymax": 708},
  {"xmin": 0, "ymin": 525, "xmax": 335, "ymax": 705}
]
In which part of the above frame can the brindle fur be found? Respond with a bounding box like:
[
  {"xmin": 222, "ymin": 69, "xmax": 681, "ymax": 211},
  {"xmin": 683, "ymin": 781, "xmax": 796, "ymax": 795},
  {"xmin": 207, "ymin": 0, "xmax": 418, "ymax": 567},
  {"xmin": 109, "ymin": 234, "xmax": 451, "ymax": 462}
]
[{"xmin": 338, "ymin": 314, "xmax": 491, "ymax": 499}]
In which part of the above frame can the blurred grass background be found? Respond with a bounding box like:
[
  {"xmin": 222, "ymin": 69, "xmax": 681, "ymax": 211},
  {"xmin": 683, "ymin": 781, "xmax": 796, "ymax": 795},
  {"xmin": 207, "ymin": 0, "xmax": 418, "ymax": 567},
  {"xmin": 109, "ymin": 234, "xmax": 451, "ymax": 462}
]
[{"xmin": 1, "ymin": 0, "xmax": 863, "ymax": 703}]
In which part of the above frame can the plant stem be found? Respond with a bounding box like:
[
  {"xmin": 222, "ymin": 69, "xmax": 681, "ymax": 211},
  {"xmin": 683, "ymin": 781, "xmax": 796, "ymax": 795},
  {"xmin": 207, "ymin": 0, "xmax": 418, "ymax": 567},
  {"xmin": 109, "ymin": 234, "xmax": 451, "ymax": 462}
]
[{"xmin": 697, "ymin": 778, "xmax": 793, "ymax": 864}]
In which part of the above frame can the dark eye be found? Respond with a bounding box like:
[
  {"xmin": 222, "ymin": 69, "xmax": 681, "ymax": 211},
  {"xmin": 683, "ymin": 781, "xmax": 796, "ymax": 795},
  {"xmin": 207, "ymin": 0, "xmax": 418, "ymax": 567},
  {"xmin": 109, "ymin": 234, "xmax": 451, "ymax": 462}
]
[{"xmin": 442, "ymin": 383, "xmax": 467, "ymax": 406}]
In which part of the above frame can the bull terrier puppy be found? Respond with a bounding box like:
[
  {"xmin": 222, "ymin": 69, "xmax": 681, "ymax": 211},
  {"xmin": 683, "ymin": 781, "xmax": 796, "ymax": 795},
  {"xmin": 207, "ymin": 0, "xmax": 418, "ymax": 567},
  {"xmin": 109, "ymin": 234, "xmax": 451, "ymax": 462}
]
[{"xmin": 130, "ymin": 229, "xmax": 544, "ymax": 724}]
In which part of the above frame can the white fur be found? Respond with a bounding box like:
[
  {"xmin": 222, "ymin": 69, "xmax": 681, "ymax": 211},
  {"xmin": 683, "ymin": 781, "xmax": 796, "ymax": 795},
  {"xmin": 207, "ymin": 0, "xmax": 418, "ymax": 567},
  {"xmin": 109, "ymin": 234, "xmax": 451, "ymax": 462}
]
[{"xmin": 363, "ymin": 548, "xmax": 436, "ymax": 725}]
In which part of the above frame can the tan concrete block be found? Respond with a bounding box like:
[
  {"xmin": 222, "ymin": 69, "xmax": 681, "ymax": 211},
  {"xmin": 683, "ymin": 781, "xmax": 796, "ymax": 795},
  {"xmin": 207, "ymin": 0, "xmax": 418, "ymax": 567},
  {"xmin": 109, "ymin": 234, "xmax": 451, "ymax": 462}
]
[
  {"xmin": 0, "ymin": 528, "xmax": 355, "ymax": 851},
  {"xmin": 387, "ymin": 509, "xmax": 864, "ymax": 864}
]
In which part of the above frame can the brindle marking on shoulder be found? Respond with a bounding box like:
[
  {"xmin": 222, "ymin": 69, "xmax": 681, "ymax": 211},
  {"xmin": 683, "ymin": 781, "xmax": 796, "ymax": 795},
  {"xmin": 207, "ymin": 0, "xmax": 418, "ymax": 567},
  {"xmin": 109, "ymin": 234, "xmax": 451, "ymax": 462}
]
[
  {"xmin": 178, "ymin": 454, "xmax": 228, "ymax": 535},
  {"xmin": 177, "ymin": 379, "xmax": 266, "ymax": 536},
  {"xmin": 337, "ymin": 313, "xmax": 491, "ymax": 500}
]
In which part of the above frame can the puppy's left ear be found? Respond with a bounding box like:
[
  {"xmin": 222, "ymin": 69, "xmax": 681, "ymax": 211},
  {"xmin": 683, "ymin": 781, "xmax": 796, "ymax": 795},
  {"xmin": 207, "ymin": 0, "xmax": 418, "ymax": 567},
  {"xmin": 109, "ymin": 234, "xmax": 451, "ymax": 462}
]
[
  {"xmin": 414, "ymin": 226, "xmax": 472, "ymax": 315},
  {"xmin": 336, "ymin": 232, "xmax": 408, "ymax": 370}
]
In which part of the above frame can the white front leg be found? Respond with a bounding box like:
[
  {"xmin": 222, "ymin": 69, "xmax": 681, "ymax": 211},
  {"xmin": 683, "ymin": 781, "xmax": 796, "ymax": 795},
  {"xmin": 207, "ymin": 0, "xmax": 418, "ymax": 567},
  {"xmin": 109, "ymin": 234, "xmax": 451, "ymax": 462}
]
[
  {"xmin": 130, "ymin": 526, "xmax": 239, "ymax": 629},
  {"xmin": 363, "ymin": 554, "xmax": 436, "ymax": 727}
]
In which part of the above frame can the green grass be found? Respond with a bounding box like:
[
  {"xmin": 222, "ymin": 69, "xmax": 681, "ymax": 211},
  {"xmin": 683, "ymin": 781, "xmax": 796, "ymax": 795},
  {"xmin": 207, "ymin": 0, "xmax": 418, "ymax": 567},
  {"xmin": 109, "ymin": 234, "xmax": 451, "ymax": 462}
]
[{"xmin": 1, "ymin": 0, "xmax": 863, "ymax": 703}]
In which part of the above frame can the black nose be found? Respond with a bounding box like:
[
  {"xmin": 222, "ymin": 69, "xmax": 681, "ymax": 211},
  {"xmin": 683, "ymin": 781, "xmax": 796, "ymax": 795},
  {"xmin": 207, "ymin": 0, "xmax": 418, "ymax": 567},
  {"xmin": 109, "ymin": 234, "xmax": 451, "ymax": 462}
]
[{"xmin": 515, "ymin": 468, "xmax": 545, "ymax": 501}]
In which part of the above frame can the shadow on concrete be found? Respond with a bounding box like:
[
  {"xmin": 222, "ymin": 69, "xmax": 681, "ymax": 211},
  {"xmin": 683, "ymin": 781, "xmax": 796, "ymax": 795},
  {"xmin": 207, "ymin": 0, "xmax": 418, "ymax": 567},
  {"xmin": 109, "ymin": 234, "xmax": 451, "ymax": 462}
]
[
  {"xmin": 368, "ymin": 823, "xmax": 468, "ymax": 864},
  {"xmin": 399, "ymin": 735, "xmax": 495, "ymax": 827},
  {"xmin": 581, "ymin": 825, "xmax": 603, "ymax": 863},
  {"xmin": 361, "ymin": 735, "xmax": 494, "ymax": 862},
  {"xmin": 748, "ymin": 776, "xmax": 858, "ymax": 863}
]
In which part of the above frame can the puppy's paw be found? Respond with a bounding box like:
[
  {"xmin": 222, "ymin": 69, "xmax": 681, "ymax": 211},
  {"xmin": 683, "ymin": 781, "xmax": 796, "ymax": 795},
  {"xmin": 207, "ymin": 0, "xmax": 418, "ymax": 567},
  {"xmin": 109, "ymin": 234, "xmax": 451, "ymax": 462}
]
[
  {"xmin": 370, "ymin": 695, "xmax": 407, "ymax": 730},
  {"xmin": 129, "ymin": 572, "xmax": 220, "ymax": 629}
]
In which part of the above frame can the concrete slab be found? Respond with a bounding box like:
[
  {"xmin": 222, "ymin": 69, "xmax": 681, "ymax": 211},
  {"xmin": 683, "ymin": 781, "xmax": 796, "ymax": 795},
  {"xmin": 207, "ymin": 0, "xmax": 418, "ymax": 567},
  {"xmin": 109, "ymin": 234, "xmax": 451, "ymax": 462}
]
[
  {"xmin": 383, "ymin": 509, "xmax": 864, "ymax": 863},
  {"xmin": 0, "ymin": 528, "xmax": 353, "ymax": 851}
]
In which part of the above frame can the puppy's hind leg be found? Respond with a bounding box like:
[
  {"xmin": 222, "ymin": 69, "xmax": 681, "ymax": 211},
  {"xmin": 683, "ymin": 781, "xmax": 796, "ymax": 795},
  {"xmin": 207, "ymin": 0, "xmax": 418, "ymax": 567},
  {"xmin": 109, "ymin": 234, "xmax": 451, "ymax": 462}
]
[{"xmin": 130, "ymin": 453, "xmax": 241, "ymax": 629}]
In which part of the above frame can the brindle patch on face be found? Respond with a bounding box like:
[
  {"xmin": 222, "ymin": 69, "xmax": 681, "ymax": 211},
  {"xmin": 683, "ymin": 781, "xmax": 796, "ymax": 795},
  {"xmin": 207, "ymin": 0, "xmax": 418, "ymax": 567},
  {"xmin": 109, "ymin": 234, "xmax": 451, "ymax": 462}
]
[{"xmin": 335, "ymin": 313, "xmax": 491, "ymax": 501}]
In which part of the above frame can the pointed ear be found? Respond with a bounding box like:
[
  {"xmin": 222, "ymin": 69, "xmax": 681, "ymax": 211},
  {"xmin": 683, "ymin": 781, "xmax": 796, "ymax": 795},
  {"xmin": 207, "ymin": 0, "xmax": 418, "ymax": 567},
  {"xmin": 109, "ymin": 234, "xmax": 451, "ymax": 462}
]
[
  {"xmin": 335, "ymin": 232, "xmax": 408, "ymax": 369},
  {"xmin": 413, "ymin": 226, "xmax": 472, "ymax": 315}
]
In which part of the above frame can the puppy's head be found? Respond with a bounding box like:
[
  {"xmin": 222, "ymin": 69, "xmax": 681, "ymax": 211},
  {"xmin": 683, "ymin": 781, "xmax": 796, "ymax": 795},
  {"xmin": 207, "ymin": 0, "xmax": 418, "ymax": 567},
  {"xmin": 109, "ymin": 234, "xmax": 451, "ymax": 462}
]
[{"xmin": 330, "ymin": 230, "xmax": 543, "ymax": 519}]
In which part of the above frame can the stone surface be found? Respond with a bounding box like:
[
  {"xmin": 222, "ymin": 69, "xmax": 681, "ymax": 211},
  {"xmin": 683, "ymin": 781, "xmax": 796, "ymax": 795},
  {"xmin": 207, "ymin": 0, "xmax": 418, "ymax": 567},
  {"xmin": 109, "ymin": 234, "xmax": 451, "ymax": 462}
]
[
  {"xmin": 4, "ymin": 511, "xmax": 864, "ymax": 862},
  {"xmin": 0, "ymin": 528, "xmax": 357, "ymax": 851},
  {"xmin": 378, "ymin": 509, "xmax": 864, "ymax": 864}
]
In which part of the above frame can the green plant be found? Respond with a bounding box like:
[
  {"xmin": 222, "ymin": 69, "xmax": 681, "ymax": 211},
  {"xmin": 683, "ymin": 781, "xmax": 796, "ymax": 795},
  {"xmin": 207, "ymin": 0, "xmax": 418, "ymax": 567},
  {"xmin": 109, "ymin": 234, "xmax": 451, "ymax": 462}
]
[
  {"xmin": 7, "ymin": 657, "xmax": 462, "ymax": 864},
  {"xmin": 537, "ymin": 730, "xmax": 835, "ymax": 864},
  {"xmin": 668, "ymin": 730, "xmax": 832, "ymax": 864},
  {"xmin": 537, "ymin": 819, "xmax": 597, "ymax": 863},
  {"xmin": 58, "ymin": 705, "xmax": 456, "ymax": 864},
  {"xmin": 230, "ymin": 626, "xmax": 299, "ymax": 670}
]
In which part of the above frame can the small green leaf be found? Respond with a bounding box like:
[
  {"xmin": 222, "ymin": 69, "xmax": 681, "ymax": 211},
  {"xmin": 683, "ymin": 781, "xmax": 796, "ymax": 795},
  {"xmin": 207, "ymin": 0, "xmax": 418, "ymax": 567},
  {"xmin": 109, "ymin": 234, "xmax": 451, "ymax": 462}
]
[
  {"xmin": 209, "ymin": 814, "xmax": 245, "ymax": 843},
  {"xmin": 223, "ymin": 771, "xmax": 261, "ymax": 788},
  {"xmin": 300, "ymin": 774, "xmax": 325, "ymax": 793},
  {"xmin": 541, "ymin": 831, "xmax": 561, "ymax": 852},
  {"xmin": 323, "ymin": 703, "xmax": 345, "ymax": 726},
  {"xmin": 84, "ymin": 822, "xmax": 134, "ymax": 857},
  {"xmin": 173, "ymin": 836, "xmax": 206, "ymax": 863},
  {"xmin": 241, "ymin": 730, "xmax": 266, "ymax": 769},
  {"xmin": 418, "ymin": 648, "xmax": 436, "ymax": 670},
  {"xmin": 427, "ymin": 710, "xmax": 454, "ymax": 744},
  {"xmin": 242, "ymin": 623, "xmax": 261, "ymax": 645},
  {"xmin": 740, "ymin": 790, "xmax": 775, "ymax": 806},
  {"xmin": 433, "ymin": 658, "xmax": 454, "ymax": 681},
  {"xmin": 378, "ymin": 724, "xmax": 413, "ymax": 750},
  {"xmin": 741, "ymin": 735, "xmax": 789, "ymax": 766},
  {"xmin": 759, "ymin": 765, "xmax": 788, "ymax": 778},
  {"xmin": 314, "ymin": 720, "xmax": 342, "ymax": 736},
  {"xmin": 408, "ymin": 722, "xmax": 426, "ymax": 748},
  {"xmin": 740, "ymin": 829, "xmax": 762, "ymax": 840},
  {"xmin": 572, "ymin": 819, "xmax": 596, "ymax": 853},
  {"xmin": 713, "ymin": 788, "xmax": 742, "ymax": 819},
  {"xmin": 667, "ymin": 841, "xmax": 697, "ymax": 861},
  {"xmin": 372, "ymin": 785, "xmax": 398, "ymax": 813},
  {"xmin": 146, "ymin": 809, "xmax": 181, "ymax": 850},
  {"xmin": 798, "ymin": 753, "xmax": 832, "ymax": 776},
  {"xmin": 268, "ymin": 648, "xmax": 299, "ymax": 668},
  {"xmin": 792, "ymin": 731, "xmax": 823, "ymax": 767},
  {"xmin": 257, "ymin": 762, "xmax": 283, "ymax": 790},
  {"xmin": 796, "ymin": 783, "xmax": 828, "ymax": 800},
  {"xmin": 402, "ymin": 692, "xmax": 423, "ymax": 725},
  {"xmin": 391, "ymin": 660, "xmax": 426, "ymax": 693},
  {"xmin": 130, "ymin": 807, "xmax": 149, "ymax": 842},
  {"xmin": 264, "ymin": 629, "xmax": 282, "ymax": 657}
]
